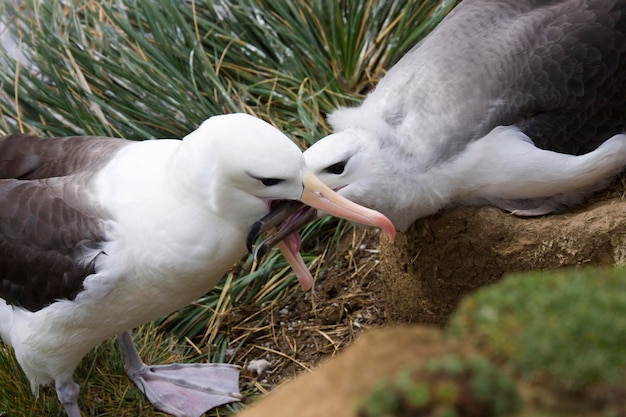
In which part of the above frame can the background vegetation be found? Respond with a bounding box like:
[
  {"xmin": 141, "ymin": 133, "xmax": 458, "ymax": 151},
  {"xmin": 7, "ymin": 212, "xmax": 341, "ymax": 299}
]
[{"xmin": 449, "ymin": 267, "xmax": 626, "ymax": 395}]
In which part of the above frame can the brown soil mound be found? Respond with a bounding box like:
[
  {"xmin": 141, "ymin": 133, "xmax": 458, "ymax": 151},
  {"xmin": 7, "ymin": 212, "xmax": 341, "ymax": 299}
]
[{"xmin": 380, "ymin": 193, "xmax": 626, "ymax": 326}]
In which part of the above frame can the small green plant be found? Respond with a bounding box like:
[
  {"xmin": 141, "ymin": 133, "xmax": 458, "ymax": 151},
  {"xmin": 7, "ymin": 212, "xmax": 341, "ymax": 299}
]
[
  {"xmin": 449, "ymin": 267, "xmax": 626, "ymax": 395},
  {"xmin": 356, "ymin": 355, "xmax": 520, "ymax": 417}
]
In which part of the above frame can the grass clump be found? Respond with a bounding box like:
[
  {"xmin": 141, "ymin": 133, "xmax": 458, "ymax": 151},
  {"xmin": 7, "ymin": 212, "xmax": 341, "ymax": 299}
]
[
  {"xmin": 0, "ymin": 0, "xmax": 458, "ymax": 143},
  {"xmin": 356, "ymin": 355, "xmax": 520, "ymax": 417},
  {"xmin": 448, "ymin": 267, "xmax": 626, "ymax": 397}
]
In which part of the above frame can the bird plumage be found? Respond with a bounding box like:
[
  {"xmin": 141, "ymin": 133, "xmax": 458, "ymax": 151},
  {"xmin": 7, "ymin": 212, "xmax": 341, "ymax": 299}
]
[
  {"xmin": 0, "ymin": 113, "xmax": 392, "ymax": 416},
  {"xmin": 1, "ymin": 134, "xmax": 128, "ymax": 311},
  {"xmin": 0, "ymin": 114, "xmax": 304, "ymax": 390},
  {"xmin": 304, "ymin": 0, "xmax": 626, "ymax": 231}
]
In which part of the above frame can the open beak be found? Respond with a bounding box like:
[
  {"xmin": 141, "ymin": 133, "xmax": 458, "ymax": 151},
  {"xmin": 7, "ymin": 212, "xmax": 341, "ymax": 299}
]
[{"xmin": 247, "ymin": 170, "xmax": 395, "ymax": 291}]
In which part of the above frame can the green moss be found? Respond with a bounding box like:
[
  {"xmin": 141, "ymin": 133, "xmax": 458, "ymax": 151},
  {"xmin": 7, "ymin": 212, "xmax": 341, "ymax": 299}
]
[
  {"xmin": 356, "ymin": 355, "xmax": 520, "ymax": 417},
  {"xmin": 404, "ymin": 381, "xmax": 431, "ymax": 408},
  {"xmin": 449, "ymin": 267, "xmax": 626, "ymax": 392}
]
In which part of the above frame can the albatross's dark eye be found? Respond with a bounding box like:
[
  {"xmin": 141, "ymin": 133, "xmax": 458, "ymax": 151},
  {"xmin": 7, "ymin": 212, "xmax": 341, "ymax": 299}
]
[
  {"xmin": 325, "ymin": 160, "xmax": 347, "ymax": 175},
  {"xmin": 260, "ymin": 178, "xmax": 284, "ymax": 186}
]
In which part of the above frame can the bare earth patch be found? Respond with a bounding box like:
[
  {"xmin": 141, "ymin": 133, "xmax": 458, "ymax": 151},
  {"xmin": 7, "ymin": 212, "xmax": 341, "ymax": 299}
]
[{"xmin": 381, "ymin": 182, "xmax": 626, "ymax": 326}]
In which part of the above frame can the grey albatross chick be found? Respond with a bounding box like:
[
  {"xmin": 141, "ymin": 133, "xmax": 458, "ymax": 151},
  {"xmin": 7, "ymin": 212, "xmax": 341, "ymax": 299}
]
[
  {"xmin": 302, "ymin": 0, "xmax": 626, "ymax": 232},
  {"xmin": 0, "ymin": 113, "xmax": 394, "ymax": 417}
]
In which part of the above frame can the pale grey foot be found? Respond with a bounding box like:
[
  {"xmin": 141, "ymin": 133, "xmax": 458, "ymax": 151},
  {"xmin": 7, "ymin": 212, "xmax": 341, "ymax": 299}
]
[
  {"xmin": 55, "ymin": 376, "xmax": 82, "ymax": 417},
  {"xmin": 509, "ymin": 206, "xmax": 556, "ymax": 217},
  {"xmin": 118, "ymin": 331, "xmax": 242, "ymax": 417},
  {"xmin": 493, "ymin": 199, "xmax": 559, "ymax": 217}
]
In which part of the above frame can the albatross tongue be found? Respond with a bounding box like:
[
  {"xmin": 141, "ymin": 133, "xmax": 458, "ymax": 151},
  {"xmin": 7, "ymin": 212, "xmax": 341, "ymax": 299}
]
[{"xmin": 276, "ymin": 232, "xmax": 313, "ymax": 290}]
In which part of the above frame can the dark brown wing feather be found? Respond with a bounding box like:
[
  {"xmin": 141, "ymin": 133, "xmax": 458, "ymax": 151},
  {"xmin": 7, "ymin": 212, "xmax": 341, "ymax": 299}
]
[
  {"xmin": 0, "ymin": 133, "xmax": 130, "ymax": 179},
  {"xmin": 479, "ymin": 0, "xmax": 626, "ymax": 154},
  {"xmin": 0, "ymin": 134, "xmax": 130, "ymax": 311}
]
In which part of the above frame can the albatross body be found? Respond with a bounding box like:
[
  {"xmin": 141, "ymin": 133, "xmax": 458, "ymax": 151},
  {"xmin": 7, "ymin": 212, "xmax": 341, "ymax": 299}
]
[
  {"xmin": 0, "ymin": 113, "xmax": 394, "ymax": 417},
  {"xmin": 303, "ymin": 0, "xmax": 626, "ymax": 231}
]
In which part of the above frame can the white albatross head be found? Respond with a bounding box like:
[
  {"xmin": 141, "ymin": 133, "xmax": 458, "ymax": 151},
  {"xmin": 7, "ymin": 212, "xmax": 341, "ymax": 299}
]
[
  {"xmin": 303, "ymin": 127, "xmax": 383, "ymax": 206},
  {"xmin": 179, "ymin": 113, "xmax": 307, "ymax": 225},
  {"xmin": 303, "ymin": 124, "xmax": 446, "ymax": 232},
  {"xmin": 180, "ymin": 113, "xmax": 395, "ymax": 290}
]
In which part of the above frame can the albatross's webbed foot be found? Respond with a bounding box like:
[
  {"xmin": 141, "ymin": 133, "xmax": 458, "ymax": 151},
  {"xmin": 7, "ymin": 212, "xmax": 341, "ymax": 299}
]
[
  {"xmin": 491, "ymin": 198, "xmax": 563, "ymax": 217},
  {"xmin": 126, "ymin": 362, "xmax": 242, "ymax": 417},
  {"xmin": 55, "ymin": 377, "xmax": 83, "ymax": 417},
  {"xmin": 117, "ymin": 331, "xmax": 241, "ymax": 417}
]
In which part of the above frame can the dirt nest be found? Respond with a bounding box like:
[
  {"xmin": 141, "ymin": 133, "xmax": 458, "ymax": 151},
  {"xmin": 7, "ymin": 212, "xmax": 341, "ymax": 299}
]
[{"xmin": 380, "ymin": 183, "xmax": 626, "ymax": 326}]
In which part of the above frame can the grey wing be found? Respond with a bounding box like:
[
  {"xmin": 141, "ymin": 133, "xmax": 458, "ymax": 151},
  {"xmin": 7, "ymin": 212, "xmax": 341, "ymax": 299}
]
[
  {"xmin": 373, "ymin": 0, "xmax": 625, "ymax": 161},
  {"xmin": 0, "ymin": 177, "xmax": 109, "ymax": 312},
  {"xmin": 0, "ymin": 176, "xmax": 111, "ymax": 312},
  {"xmin": 0, "ymin": 133, "xmax": 130, "ymax": 179},
  {"xmin": 0, "ymin": 133, "xmax": 127, "ymax": 311},
  {"xmin": 489, "ymin": 0, "xmax": 626, "ymax": 154}
]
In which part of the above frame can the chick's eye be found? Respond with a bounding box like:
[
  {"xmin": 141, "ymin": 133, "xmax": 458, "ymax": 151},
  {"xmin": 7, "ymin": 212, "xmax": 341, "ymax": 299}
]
[
  {"xmin": 261, "ymin": 178, "xmax": 283, "ymax": 186},
  {"xmin": 325, "ymin": 160, "xmax": 347, "ymax": 175}
]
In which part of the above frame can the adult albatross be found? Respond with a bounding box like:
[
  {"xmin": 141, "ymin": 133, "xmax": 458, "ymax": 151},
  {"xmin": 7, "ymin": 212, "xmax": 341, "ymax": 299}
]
[
  {"xmin": 300, "ymin": 0, "xmax": 626, "ymax": 232},
  {"xmin": 0, "ymin": 113, "xmax": 394, "ymax": 417}
]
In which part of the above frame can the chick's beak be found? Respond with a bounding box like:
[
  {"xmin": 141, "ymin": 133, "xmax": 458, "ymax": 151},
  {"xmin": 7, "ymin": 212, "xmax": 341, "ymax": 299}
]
[{"xmin": 300, "ymin": 170, "xmax": 395, "ymax": 239}]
